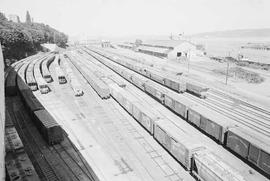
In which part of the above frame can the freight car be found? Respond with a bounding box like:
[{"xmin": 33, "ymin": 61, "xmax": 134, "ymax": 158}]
[
  {"xmin": 143, "ymin": 80, "xmax": 167, "ymax": 103},
  {"xmin": 54, "ymin": 54, "xmax": 67, "ymax": 84},
  {"xmin": 68, "ymin": 55, "xmax": 110, "ymax": 99},
  {"xmin": 226, "ymin": 127, "xmax": 270, "ymax": 176},
  {"xmin": 88, "ymin": 47, "xmax": 270, "ymax": 178},
  {"xmin": 187, "ymin": 105, "xmax": 238, "ymax": 143},
  {"xmin": 5, "ymin": 127, "xmax": 24, "ymax": 153},
  {"xmin": 5, "ymin": 69, "xmax": 19, "ymax": 96},
  {"xmin": 186, "ymin": 81, "xmax": 209, "ymax": 99},
  {"xmin": 41, "ymin": 56, "xmax": 54, "ymax": 83},
  {"xmin": 33, "ymin": 109, "xmax": 63, "ymax": 145},
  {"xmin": 5, "ymin": 149, "xmax": 40, "ymax": 181},
  {"xmin": 26, "ymin": 58, "xmax": 40, "ymax": 91},
  {"xmin": 109, "ymin": 85, "xmax": 246, "ymax": 181},
  {"xmin": 34, "ymin": 58, "xmax": 50, "ymax": 94},
  {"xmin": 191, "ymin": 149, "xmax": 246, "ymax": 181}
]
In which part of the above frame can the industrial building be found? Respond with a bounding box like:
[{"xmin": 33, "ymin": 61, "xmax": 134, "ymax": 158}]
[{"xmin": 118, "ymin": 40, "xmax": 205, "ymax": 60}]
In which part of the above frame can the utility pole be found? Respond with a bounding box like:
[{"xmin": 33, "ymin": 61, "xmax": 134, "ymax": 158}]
[
  {"xmin": 187, "ymin": 49, "xmax": 190, "ymax": 74},
  {"xmin": 225, "ymin": 51, "xmax": 230, "ymax": 85}
]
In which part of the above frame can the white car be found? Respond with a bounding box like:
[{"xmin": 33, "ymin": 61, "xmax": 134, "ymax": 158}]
[{"xmin": 75, "ymin": 89, "xmax": 84, "ymax": 96}]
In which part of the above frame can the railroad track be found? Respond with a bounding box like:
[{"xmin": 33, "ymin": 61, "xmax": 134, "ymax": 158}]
[
  {"xmin": 184, "ymin": 93, "xmax": 270, "ymax": 137},
  {"xmin": 52, "ymin": 138, "xmax": 96, "ymax": 181},
  {"xmin": 210, "ymin": 89, "xmax": 270, "ymax": 117},
  {"xmin": 207, "ymin": 93, "xmax": 270, "ymax": 122},
  {"xmin": 86, "ymin": 48, "xmax": 270, "ymax": 137},
  {"xmin": 99, "ymin": 47, "xmax": 270, "ymax": 120},
  {"xmin": 10, "ymin": 101, "xmax": 61, "ymax": 181}
]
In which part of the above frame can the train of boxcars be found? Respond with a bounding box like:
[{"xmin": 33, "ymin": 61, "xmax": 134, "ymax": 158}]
[
  {"xmin": 67, "ymin": 50, "xmax": 252, "ymax": 181},
  {"xmin": 5, "ymin": 54, "xmax": 98, "ymax": 181},
  {"xmin": 79, "ymin": 47, "xmax": 270, "ymax": 177},
  {"xmin": 5, "ymin": 48, "xmax": 270, "ymax": 180},
  {"xmin": 5, "ymin": 54, "xmax": 64, "ymax": 146}
]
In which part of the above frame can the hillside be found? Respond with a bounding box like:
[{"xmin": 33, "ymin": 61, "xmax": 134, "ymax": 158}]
[
  {"xmin": 190, "ymin": 28, "xmax": 270, "ymax": 38},
  {"xmin": 0, "ymin": 12, "xmax": 68, "ymax": 65}
]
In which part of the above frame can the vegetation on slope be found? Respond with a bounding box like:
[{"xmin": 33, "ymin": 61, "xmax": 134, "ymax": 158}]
[{"xmin": 0, "ymin": 11, "xmax": 68, "ymax": 65}]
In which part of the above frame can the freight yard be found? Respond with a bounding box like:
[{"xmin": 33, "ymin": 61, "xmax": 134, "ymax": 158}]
[{"xmin": 3, "ymin": 43, "xmax": 270, "ymax": 181}]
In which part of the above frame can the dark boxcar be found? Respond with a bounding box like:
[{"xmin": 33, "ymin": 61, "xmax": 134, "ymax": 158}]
[
  {"xmin": 186, "ymin": 81, "xmax": 209, "ymax": 98},
  {"xmin": 258, "ymin": 151, "xmax": 270, "ymax": 175},
  {"xmin": 166, "ymin": 92, "xmax": 194, "ymax": 119},
  {"xmin": 33, "ymin": 109, "xmax": 63, "ymax": 145},
  {"xmin": 164, "ymin": 76, "xmax": 186, "ymax": 93},
  {"xmin": 5, "ymin": 69, "xmax": 17, "ymax": 96},
  {"xmin": 20, "ymin": 90, "xmax": 44, "ymax": 112},
  {"xmin": 227, "ymin": 127, "xmax": 270, "ymax": 176},
  {"xmin": 188, "ymin": 105, "xmax": 236, "ymax": 143},
  {"xmin": 17, "ymin": 76, "xmax": 30, "ymax": 92},
  {"xmin": 226, "ymin": 127, "xmax": 250, "ymax": 158}
]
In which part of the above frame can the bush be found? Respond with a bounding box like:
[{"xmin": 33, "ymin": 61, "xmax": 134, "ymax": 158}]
[{"xmin": 0, "ymin": 11, "xmax": 68, "ymax": 63}]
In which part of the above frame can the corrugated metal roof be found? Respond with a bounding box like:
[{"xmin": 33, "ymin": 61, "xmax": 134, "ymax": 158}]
[{"xmin": 142, "ymin": 40, "xmax": 195, "ymax": 48}]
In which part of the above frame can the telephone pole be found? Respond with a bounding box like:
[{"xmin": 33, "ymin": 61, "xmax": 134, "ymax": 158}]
[{"xmin": 225, "ymin": 51, "xmax": 230, "ymax": 85}]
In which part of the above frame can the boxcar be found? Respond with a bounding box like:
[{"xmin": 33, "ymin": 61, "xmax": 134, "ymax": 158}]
[
  {"xmin": 5, "ymin": 151, "xmax": 40, "ymax": 181},
  {"xmin": 20, "ymin": 90, "xmax": 44, "ymax": 112},
  {"xmin": 150, "ymin": 71, "xmax": 165, "ymax": 85},
  {"xmin": 187, "ymin": 105, "xmax": 237, "ymax": 143},
  {"xmin": 164, "ymin": 76, "xmax": 186, "ymax": 93},
  {"xmin": 164, "ymin": 92, "xmax": 195, "ymax": 119},
  {"xmin": 5, "ymin": 127, "xmax": 24, "ymax": 153},
  {"xmin": 132, "ymin": 101, "xmax": 158, "ymax": 134},
  {"xmin": 154, "ymin": 119, "xmax": 205, "ymax": 170},
  {"xmin": 144, "ymin": 81, "xmax": 165, "ymax": 103},
  {"xmin": 226, "ymin": 127, "xmax": 270, "ymax": 176},
  {"xmin": 191, "ymin": 149, "xmax": 246, "ymax": 181},
  {"xmin": 186, "ymin": 82, "xmax": 209, "ymax": 98},
  {"xmin": 130, "ymin": 75, "xmax": 146, "ymax": 90},
  {"xmin": 33, "ymin": 109, "xmax": 63, "ymax": 145},
  {"xmin": 5, "ymin": 69, "xmax": 18, "ymax": 96}
]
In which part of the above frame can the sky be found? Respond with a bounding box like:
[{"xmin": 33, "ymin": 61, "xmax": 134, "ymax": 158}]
[{"xmin": 1, "ymin": 0, "xmax": 270, "ymax": 38}]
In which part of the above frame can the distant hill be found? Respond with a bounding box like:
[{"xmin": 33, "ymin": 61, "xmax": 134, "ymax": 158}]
[{"xmin": 190, "ymin": 28, "xmax": 270, "ymax": 38}]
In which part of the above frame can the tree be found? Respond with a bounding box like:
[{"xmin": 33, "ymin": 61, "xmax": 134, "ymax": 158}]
[
  {"xmin": 0, "ymin": 12, "xmax": 7, "ymax": 21},
  {"xmin": 16, "ymin": 16, "xmax": 21, "ymax": 23},
  {"xmin": 26, "ymin": 11, "xmax": 31, "ymax": 23}
]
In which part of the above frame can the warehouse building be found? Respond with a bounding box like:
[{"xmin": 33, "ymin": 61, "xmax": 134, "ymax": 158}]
[
  {"xmin": 118, "ymin": 40, "xmax": 205, "ymax": 60},
  {"xmin": 142, "ymin": 40, "xmax": 204, "ymax": 60}
]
